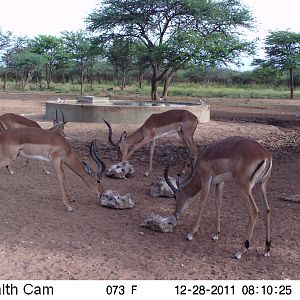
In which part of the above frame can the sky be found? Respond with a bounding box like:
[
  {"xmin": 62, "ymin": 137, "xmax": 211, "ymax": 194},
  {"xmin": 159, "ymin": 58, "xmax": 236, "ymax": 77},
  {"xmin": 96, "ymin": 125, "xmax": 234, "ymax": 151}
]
[{"xmin": 1, "ymin": 0, "xmax": 300, "ymax": 69}]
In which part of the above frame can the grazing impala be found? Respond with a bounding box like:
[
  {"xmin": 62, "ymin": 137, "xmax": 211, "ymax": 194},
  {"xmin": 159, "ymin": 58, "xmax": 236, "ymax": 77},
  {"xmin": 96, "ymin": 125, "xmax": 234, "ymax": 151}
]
[
  {"xmin": 0, "ymin": 111, "xmax": 67, "ymax": 174},
  {"xmin": 0, "ymin": 127, "xmax": 106, "ymax": 211},
  {"xmin": 104, "ymin": 109, "xmax": 199, "ymax": 176},
  {"xmin": 164, "ymin": 136, "xmax": 272, "ymax": 259}
]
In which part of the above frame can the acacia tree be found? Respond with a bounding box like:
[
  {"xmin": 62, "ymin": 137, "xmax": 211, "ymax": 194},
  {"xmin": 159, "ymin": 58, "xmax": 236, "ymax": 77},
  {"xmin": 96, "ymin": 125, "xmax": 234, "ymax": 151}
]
[
  {"xmin": 62, "ymin": 30, "xmax": 97, "ymax": 95},
  {"xmin": 0, "ymin": 29, "xmax": 12, "ymax": 53},
  {"xmin": 87, "ymin": 0, "xmax": 255, "ymax": 100},
  {"xmin": 106, "ymin": 38, "xmax": 136, "ymax": 90},
  {"xmin": 28, "ymin": 35, "xmax": 66, "ymax": 89},
  {"xmin": 257, "ymin": 31, "xmax": 300, "ymax": 98},
  {"xmin": 10, "ymin": 50, "xmax": 46, "ymax": 90},
  {"xmin": 0, "ymin": 30, "xmax": 14, "ymax": 89}
]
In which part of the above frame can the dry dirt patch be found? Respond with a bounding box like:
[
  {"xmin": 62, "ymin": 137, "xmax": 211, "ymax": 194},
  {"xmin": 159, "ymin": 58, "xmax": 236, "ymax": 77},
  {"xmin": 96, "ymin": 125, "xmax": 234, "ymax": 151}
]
[{"xmin": 0, "ymin": 92, "xmax": 299, "ymax": 280}]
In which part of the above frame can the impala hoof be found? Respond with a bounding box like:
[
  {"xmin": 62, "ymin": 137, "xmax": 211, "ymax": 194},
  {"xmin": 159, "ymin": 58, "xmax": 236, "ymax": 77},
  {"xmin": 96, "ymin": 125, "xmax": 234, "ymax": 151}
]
[
  {"xmin": 234, "ymin": 252, "xmax": 242, "ymax": 260},
  {"xmin": 144, "ymin": 171, "xmax": 149, "ymax": 177},
  {"xmin": 67, "ymin": 207, "xmax": 73, "ymax": 212},
  {"xmin": 211, "ymin": 235, "xmax": 219, "ymax": 241},
  {"xmin": 264, "ymin": 251, "xmax": 270, "ymax": 257},
  {"xmin": 186, "ymin": 233, "xmax": 193, "ymax": 241}
]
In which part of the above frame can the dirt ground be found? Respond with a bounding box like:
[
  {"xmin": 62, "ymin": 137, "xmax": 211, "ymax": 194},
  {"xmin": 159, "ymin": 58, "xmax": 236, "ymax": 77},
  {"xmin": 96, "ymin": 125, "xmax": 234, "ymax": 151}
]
[{"xmin": 0, "ymin": 91, "xmax": 299, "ymax": 280}]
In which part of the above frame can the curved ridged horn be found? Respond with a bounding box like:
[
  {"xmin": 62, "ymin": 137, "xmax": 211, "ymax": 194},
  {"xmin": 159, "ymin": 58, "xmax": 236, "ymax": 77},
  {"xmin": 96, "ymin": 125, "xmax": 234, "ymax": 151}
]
[
  {"xmin": 55, "ymin": 109, "xmax": 58, "ymax": 122},
  {"xmin": 164, "ymin": 146, "xmax": 178, "ymax": 195},
  {"xmin": 60, "ymin": 108, "xmax": 66, "ymax": 124},
  {"xmin": 89, "ymin": 139, "xmax": 106, "ymax": 178},
  {"xmin": 103, "ymin": 119, "xmax": 117, "ymax": 147}
]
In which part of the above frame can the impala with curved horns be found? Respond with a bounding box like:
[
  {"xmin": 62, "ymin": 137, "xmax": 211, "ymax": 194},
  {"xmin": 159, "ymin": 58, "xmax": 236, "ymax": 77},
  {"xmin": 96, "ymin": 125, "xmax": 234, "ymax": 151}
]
[
  {"xmin": 0, "ymin": 127, "xmax": 106, "ymax": 211},
  {"xmin": 0, "ymin": 110, "xmax": 67, "ymax": 174},
  {"xmin": 104, "ymin": 109, "xmax": 199, "ymax": 176},
  {"xmin": 164, "ymin": 136, "xmax": 272, "ymax": 259}
]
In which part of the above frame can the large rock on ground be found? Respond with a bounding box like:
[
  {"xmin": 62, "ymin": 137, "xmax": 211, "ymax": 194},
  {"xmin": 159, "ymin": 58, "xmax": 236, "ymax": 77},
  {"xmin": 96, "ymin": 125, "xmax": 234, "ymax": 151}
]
[
  {"xmin": 106, "ymin": 161, "xmax": 135, "ymax": 179},
  {"xmin": 99, "ymin": 190, "xmax": 135, "ymax": 209},
  {"xmin": 141, "ymin": 214, "xmax": 177, "ymax": 233},
  {"xmin": 148, "ymin": 176, "xmax": 176, "ymax": 198}
]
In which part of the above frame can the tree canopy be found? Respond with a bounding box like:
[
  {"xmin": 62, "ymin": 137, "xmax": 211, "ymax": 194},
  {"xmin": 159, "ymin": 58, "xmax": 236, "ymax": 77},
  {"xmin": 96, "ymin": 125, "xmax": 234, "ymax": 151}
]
[
  {"xmin": 86, "ymin": 0, "xmax": 256, "ymax": 100},
  {"xmin": 254, "ymin": 30, "xmax": 300, "ymax": 98}
]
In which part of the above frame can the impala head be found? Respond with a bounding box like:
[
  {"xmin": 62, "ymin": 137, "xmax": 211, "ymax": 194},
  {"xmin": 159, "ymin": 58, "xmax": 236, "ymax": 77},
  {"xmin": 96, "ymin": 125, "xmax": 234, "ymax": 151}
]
[
  {"xmin": 53, "ymin": 109, "xmax": 68, "ymax": 136},
  {"xmin": 103, "ymin": 119, "xmax": 127, "ymax": 161},
  {"xmin": 83, "ymin": 139, "xmax": 107, "ymax": 196},
  {"xmin": 164, "ymin": 147, "xmax": 195, "ymax": 219}
]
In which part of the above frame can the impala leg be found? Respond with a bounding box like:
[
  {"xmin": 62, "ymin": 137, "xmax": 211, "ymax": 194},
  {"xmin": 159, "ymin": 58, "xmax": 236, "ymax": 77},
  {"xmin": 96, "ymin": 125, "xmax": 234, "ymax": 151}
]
[
  {"xmin": 52, "ymin": 158, "xmax": 72, "ymax": 212},
  {"xmin": 6, "ymin": 165, "xmax": 14, "ymax": 175},
  {"xmin": 25, "ymin": 159, "xmax": 30, "ymax": 167},
  {"xmin": 3, "ymin": 150, "xmax": 18, "ymax": 175},
  {"xmin": 187, "ymin": 176, "xmax": 212, "ymax": 241},
  {"xmin": 212, "ymin": 182, "xmax": 224, "ymax": 241},
  {"xmin": 235, "ymin": 186, "xmax": 259, "ymax": 259},
  {"xmin": 257, "ymin": 181, "xmax": 271, "ymax": 257},
  {"xmin": 41, "ymin": 162, "xmax": 51, "ymax": 175},
  {"xmin": 144, "ymin": 140, "xmax": 155, "ymax": 177},
  {"xmin": 124, "ymin": 138, "xmax": 152, "ymax": 171}
]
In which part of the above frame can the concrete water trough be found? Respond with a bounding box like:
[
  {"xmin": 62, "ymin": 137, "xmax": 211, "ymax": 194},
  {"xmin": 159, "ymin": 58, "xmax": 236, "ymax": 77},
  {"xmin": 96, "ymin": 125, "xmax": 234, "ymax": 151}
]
[{"xmin": 45, "ymin": 96, "xmax": 210, "ymax": 124}]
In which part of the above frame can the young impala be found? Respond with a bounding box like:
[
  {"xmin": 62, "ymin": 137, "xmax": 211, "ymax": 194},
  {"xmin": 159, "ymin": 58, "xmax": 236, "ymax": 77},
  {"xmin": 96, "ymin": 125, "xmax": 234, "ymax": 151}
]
[
  {"xmin": 104, "ymin": 109, "xmax": 199, "ymax": 176},
  {"xmin": 164, "ymin": 136, "xmax": 272, "ymax": 259},
  {"xmin": 0, "ymin": 111, "xmax": 67, "ymax": 174},
  {"xmin": 0, "ymin": 127, "xmax": 106, "ymax": 212}
]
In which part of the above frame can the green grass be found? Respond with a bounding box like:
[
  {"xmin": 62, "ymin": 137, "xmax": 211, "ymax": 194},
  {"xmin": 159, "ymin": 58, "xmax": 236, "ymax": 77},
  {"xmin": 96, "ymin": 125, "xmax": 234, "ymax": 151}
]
[{"xmin": 1, "ymin": 81, "xmax": 299, "ymax": 99}]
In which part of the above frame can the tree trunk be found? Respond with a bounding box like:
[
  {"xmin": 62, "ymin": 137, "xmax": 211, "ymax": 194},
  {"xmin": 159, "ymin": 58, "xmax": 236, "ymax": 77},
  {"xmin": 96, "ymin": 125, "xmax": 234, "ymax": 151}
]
[
  {"xmin": 46, "ymin": 64, "xmax": 50, "ymax": 89},
  {"xmin": 161, "ymin": 69, "xmax": 176, "ymax": 100},
  {"xmin": 151, "ymin": 65, "xmax": 159, "ymax": 100},
  {"xmin": 80, "ymin": 59, "xmax": 84, "ymax": 96},
  {"xmin": 289, "ymin": 68, "xmax": 294, "ymax": 99},
  {"xmin": 2, "ymin": 68, "xmax": 8, "ymax": 90},
  {"xmin": 138, "ymin": 69, "xmax": 144, "ymax": 88},
  {"xmin": 121, "ymin": 69, "xmax": 126, "ymax": 91},
  {"xmin": 151, "ymin": 79, "xmax": 159, "ymax": 100}
]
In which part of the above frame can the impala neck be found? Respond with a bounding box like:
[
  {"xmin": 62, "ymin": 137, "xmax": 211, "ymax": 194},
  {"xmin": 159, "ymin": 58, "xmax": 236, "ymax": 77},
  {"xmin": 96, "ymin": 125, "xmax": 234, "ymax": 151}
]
[
  {"xmin": 124, "ymin": 128, "xmax": 144, "ymax": 146},
  {"xmin": 179, "ymin": 171, "xmax": 202, "ymax": 199}
]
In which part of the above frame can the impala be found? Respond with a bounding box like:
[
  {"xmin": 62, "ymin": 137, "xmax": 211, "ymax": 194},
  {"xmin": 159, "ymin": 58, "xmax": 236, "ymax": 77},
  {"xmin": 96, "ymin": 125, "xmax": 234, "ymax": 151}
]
[
  {"xmin": 0, "ymin": 110, "xmax": 67, "ymax": 135},
  {"xmin": 164, "ymin": 136, "xmax": 272, "ymax": 259},
  {"xmin": 0, "ymin": 127, "xmax": 106, "ymax": 211},
  {"xmin": 0, "ymin": 111, "xmax": 67, "ymax": 174},
  {"xmin": 104, "ymin": 109, "xmax": 199, "ymax": 176}
]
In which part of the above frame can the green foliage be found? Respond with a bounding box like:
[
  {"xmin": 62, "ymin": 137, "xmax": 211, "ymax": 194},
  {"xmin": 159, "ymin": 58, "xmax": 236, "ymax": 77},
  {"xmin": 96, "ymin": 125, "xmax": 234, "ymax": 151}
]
[
  {"xmin": 264, "ymin": 30, "xmax": 300, "ymax": 70},
  {"xmin": 0, "ymin": 29, "xmax": 12, "ymax": 51},
  {"xmin": 86, "ymin": 0, "xmax": 256, "ymax": 99}
]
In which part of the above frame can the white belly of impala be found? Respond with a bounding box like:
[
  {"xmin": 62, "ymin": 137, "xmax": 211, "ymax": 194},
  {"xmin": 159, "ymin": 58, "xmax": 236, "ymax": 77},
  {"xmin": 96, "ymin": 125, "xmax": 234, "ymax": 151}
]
[
  {"xmin": 18, "ymin": 150, "xmax": 51, "ymax": 162},
  {"xmin": 155, "ymin": 129, "xmax": 178, "ymax": 139},
  {"xmin": 212, "ymin": 172, "xmax": 233, "ymax": 184}
]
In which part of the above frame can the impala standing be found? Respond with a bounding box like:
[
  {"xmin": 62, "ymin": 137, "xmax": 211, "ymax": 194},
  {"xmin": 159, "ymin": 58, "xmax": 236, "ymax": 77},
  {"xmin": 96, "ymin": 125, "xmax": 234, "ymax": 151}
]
[
  {"xmin": 164, "ymin": 136, "xmax": 272, "ymax": 259},
  {"xmin": 0, "ymin": 111, "xmax": 67, "ymax": 174},
  {"xmin": 104, "ymin": 109, "xmax": 199, "ymax": 176},
  {"xmin": 0, "ymin": 127, "xmax": 106, "ymax": 211}
]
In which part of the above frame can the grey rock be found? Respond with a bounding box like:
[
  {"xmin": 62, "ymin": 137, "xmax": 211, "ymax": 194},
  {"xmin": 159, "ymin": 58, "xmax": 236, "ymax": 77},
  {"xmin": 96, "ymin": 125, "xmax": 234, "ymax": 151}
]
[
  {"xmin": 99, "ymin": 190, "xmax": 135, "ymax": 209},
  {"xmin": 141, "ymin": 214, "xmax": 177, "ymax": 233}
]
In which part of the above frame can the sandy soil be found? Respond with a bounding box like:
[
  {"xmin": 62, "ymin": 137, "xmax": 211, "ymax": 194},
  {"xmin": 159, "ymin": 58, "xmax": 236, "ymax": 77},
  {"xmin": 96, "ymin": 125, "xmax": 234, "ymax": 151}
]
[{"xmin": 0, "ymin": 91, "xmax": 299, "ymax": 280}]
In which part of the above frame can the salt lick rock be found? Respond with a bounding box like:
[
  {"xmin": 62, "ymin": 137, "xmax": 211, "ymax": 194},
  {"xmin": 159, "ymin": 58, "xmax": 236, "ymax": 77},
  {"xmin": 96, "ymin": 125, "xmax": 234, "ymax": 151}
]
[
  {"xmin": 148, "ymin": 176, "xmax": 177, "ymax": 198},
  {"xmin": 141, "ymin": 214, "xmax": 177, "ymax": 233},
  {"xmin": 105, "ymin": 161, "xmax": 135, "ymax": 179},
  {"xmin": 99, "ymin": 190, "xmax": 135, "ymax": 209}
]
